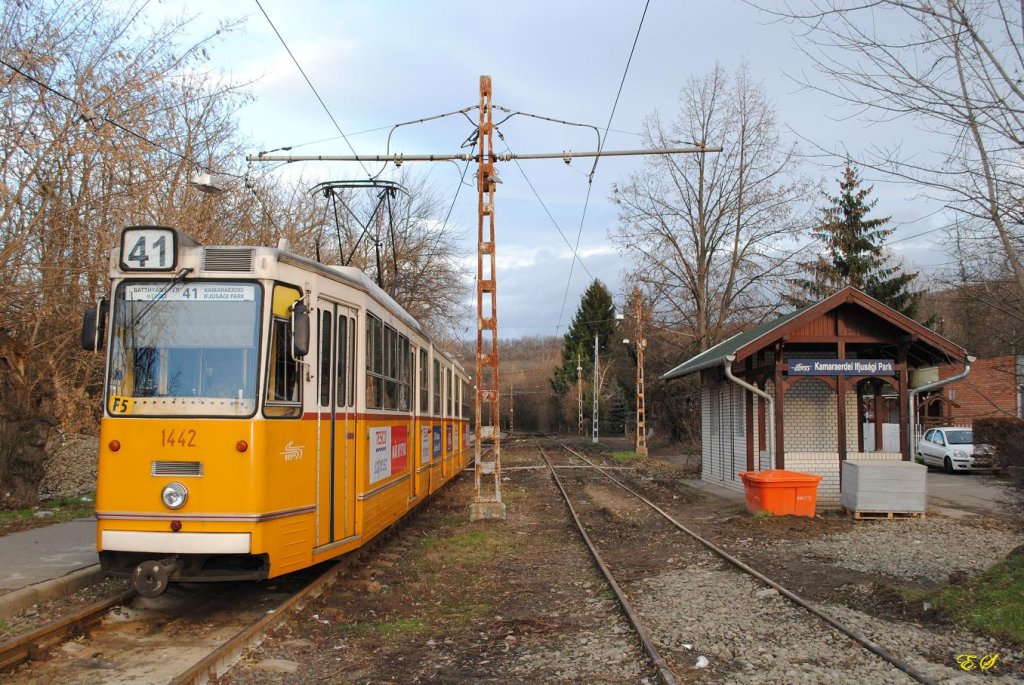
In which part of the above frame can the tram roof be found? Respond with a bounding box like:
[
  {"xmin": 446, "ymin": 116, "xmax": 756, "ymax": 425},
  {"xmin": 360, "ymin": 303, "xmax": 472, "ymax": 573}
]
[
  {"xmin": 277, "ymin": 251, "xmax": 421, "ymax": 332},
  {"xmin": 276, "ymin": 249, "xmax": 465, "ymax": 371}
]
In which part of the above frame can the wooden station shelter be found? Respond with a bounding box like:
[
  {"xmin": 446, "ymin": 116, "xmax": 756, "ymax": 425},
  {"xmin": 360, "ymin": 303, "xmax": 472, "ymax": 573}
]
[{"xmin": 661, "ymin": 287, "xmax": 969, "ymax": 508}]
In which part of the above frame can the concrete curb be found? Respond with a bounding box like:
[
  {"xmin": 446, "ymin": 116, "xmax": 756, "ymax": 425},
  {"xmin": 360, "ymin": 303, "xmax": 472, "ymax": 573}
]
[{"xmin": 0, "ymin": 564, "xmax": 104, "ymax": 620}]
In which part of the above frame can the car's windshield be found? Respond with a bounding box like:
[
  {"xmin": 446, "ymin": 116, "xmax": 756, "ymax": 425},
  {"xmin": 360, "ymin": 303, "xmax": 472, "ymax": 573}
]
[
  {"xmin": 107, "ymin": 281, "xmax": 262, "ymax": 416},
  {"xmin": 946, "ymin": 429, "xmax": 973, "ymax": 445}
]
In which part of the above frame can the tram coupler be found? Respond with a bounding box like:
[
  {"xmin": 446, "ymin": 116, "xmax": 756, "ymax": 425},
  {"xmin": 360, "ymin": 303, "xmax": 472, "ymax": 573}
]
[{"xmin": 132, "ymin": 556, "xmax": 183, "ymax": 598}]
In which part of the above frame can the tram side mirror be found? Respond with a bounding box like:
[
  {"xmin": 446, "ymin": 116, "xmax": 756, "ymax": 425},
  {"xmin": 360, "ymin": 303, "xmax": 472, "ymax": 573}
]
[
  {"xmin": 291, "ymin": 301, "xmax": 310, "ymax": 359},
  {"xmin": 81, "ymin": 299, "xmax": 109, "ymax": 352}
]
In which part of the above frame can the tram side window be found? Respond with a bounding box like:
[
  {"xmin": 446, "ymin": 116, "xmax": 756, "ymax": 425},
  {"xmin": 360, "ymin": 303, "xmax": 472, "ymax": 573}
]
[
  {"xmin": 399, "ymin": 336, "xmax": 411, "ymax": 412},
  {"xmin": 264, "ymin": 285, "xmax": 303, "ymax": 418},
  {"xmin": 335, "ymin": 314, "xmax": 347, "ymax": 409},
  {"xmin": 319, "ymin": 311, "xmax": 332, "ymax": 407},
  {"xmin": 446, "ymin": 368, "xmax": 453, "ymax": 417},
  {"xmin": 433, "ymin": 359, "xmax": 441, "ymax": 416},
  {"xmin": 382, "ymin": 325, "xmax": 393, "ymax": 409},
  {"xmin": 419, "ymin": 349, "xmax": 428, "ymax": 413},
  {"xmin": 462, "ymin": 380, "xmax": 470, "ymax": 419},
  {"xmin": 366, "ymin": 314, "xmax": 383, "ymax": 409},
  {"xmin": 348, "ymin": 317, "xmax": 356, "ymax": 406}
]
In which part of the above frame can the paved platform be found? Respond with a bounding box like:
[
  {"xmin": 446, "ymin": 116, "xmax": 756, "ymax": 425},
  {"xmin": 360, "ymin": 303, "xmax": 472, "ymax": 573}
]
[
  {"xmin": 0, "ymin": 518, "xmax": 97, "ymax": 594},
  {"xmin": 0, "ymin": 518, "xmax": 99, "ymax": 617}
]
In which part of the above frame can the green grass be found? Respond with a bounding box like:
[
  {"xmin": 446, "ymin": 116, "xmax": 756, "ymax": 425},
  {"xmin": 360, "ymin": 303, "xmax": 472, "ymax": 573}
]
[
  {"xmin": 0, "ymin": 493, "xmax": 95, "ymax": 528},
  {"xmin": 450, "ymin": 531, "xmax": 489, "ymax": 549},
  {"xmin": 336, "ymin": 617, "xmax": 429, "ymax": 636},
  {"xmin": 912, "ymin": 553, "xmax": 1024, "ymax": 643},
  {"xmin": 609, "ymin": 451, "xmax": 641, "ymax": 463}
]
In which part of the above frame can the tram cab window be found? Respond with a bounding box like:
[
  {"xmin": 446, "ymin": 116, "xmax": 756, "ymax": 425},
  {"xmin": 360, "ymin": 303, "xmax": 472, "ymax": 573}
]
[
  {"xmin": 107, "ymin": 281, "xmax": 260, "ymax": 417},
  {"xmin": 264, "ymin": 285, "xmax": 303, "ymax": 418}
]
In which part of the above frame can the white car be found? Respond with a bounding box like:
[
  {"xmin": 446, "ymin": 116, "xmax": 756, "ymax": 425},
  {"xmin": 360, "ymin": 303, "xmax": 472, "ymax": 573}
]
[{"xmin": 917, "ymin": 427, "xmax": 993, "ymax": 473}]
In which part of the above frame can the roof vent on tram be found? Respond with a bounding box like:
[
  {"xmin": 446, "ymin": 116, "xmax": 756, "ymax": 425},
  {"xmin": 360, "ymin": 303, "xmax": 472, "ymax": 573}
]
[{"xmin": 202, "ymin": 247, "xmax": 254, "ymax": 272}]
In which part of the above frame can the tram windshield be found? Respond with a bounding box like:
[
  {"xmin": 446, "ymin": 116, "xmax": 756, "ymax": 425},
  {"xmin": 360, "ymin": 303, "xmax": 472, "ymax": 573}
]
[{"xmin": 107, "ymin": 281, "xmax": 262, "ymax": 417}]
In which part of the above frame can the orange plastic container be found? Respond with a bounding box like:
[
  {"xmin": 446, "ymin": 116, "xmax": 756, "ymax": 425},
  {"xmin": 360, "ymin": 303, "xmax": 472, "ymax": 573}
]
[{"xmin": 739, "ymin": 469, "xmax": 822, "ymax": 517}]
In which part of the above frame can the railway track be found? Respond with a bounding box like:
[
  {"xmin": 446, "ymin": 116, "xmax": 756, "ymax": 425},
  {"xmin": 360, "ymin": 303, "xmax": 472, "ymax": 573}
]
[
  {"xmin": 532, "ymin": 435, "xmax": 942, "ymax": 685},
  {"xmin": 0, "ymin": 551, "xmax": 362, "ymax": 684}
]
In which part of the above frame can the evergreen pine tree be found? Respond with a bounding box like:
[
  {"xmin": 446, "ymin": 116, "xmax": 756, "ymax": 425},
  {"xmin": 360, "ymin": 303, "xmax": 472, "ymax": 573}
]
[
  {"xmin": 792, "ymin": 163, "xmax": 921, "ymax": 317},
  {"xmin": 551, "ymin": 280, "xmax": 617, "ymax": 395},
  {"xmin": 608, "ymin": 380, "xmax": 630, "ymax": 436}
]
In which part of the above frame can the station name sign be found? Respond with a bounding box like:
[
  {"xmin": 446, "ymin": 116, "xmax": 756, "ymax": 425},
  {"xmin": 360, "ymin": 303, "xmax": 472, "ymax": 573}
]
[{"xmin": 788, "ymin": 359, "xmax": 896, "ymax": 376}]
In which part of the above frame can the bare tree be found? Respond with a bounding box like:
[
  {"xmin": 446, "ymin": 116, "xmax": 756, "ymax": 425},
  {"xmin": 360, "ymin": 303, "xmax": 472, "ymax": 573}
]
[
  {"xmin": 610, "ymin": 61, "xmax": 813, "ymax": 351},
  {"xmin": 758, "ymin": 0, "xmax": 1024, "ymax": 309},
  {"xmin": 0, "ymin": 0, "xmax": 252, "ymax": 503}
]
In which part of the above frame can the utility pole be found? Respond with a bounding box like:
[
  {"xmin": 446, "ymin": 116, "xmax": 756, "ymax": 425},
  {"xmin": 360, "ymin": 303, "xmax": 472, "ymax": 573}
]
[
  {"xmin": 246, "ymin": 76, "xmax": 720, "ymax": 518},
  {"xmin": 592, "ymin": 334, "xmax": 599, "ymax": 444},
  {"xmin": 634, "ymin": 287, "xmax": 648, "ymax": 457},
  {"xmin": 576, "ymin": 354, "xmax": 583, "ymax": 436},
  {"xmin": 509, "ymin": 384, "xmax": 514, "ymax": 433},
  {"xmin": 470, "ymin": 75, "xmax": 506, "ymax": 521}
]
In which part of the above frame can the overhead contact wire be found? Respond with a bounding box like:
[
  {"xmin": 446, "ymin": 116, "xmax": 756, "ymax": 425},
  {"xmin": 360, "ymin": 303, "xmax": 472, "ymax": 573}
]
[
  {"xmin": 556, "ymin": 0, "xmax": 651, "ymax": 332},
  {"xmin": 253, "ymin": 0, "xmax": 372, "ymax": 178},
  {"xmin": 495, "ymin": 131, "xmax": 594, "ymax": 281}
]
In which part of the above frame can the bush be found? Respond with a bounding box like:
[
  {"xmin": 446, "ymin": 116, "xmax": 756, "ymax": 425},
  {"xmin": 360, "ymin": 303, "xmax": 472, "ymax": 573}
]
[{"xmin": 973, "ymin": 417, "xmax": 1024, "ymax": 472}]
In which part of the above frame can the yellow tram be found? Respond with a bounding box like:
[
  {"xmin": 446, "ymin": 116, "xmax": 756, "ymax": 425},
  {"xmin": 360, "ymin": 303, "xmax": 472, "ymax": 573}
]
[{"xmin": 82, "ymin": 226, "xmax": 472, "ymax": 596}]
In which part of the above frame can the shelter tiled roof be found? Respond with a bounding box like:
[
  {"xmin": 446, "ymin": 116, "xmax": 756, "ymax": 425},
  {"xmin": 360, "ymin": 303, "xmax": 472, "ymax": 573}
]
[{"xmin": 661, "ymin": 287, "xmax": 967, "ymax": 381}]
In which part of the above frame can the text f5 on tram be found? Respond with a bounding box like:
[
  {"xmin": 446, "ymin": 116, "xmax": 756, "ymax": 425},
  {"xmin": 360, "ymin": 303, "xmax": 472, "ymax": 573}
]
[{"xmin": 82, "ymin": 226, "xmax": 472, "ymax": 597}]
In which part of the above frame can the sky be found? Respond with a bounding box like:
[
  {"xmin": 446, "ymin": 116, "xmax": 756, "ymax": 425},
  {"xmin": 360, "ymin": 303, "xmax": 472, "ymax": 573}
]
[{"xmin": 142, "ymin": 0, "xmax": 952, "ymax": 339}]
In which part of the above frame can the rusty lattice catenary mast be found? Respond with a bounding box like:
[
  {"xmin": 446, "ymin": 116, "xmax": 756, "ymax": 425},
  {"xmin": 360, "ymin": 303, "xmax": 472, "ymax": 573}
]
[
  {"xmin": 470, "ymin": 76, "xmax": 505, "ymax": 520},
  {"xmin": 246, "ymin": 77, "xmax": 720, "ymax": 520}
]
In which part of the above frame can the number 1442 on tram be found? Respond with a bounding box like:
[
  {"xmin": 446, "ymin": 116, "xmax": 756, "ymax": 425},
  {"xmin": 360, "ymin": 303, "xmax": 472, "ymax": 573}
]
[{"xmin": 82, "ymin": 226, "xmax": 472, "ymax": 597}]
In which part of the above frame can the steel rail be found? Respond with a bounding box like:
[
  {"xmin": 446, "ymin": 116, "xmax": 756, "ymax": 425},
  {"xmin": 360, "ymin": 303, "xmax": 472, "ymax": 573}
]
[
  {"xmin": 168, "ymin": 557, "xmax": 358, "ymax": 685},
  {"xmin": 534, "ymin": 439, "xmax": 679, "ymax": 685},
  {"xmin": 0, "ymin": 588, "xmax": 137, "ymax": 671},
  {"xmin": 171, "ymin": 459, "xmax": 485, "ymax": 685},
  {"xmin": 552, "ymin": 438, "xmax": 940, "ymax": 685}
]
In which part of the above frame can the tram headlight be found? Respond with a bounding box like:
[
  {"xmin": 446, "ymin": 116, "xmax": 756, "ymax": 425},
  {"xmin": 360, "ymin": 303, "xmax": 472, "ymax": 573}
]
[{"xmin": 161, "ymin": 482, "xmax": 188, "ymax": 510}]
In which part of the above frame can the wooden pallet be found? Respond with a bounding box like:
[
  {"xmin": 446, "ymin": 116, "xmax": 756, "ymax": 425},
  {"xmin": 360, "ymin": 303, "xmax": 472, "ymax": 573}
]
[{"xmin": 845, "ymin": 508, "xmax": 925, "ymax": 521}]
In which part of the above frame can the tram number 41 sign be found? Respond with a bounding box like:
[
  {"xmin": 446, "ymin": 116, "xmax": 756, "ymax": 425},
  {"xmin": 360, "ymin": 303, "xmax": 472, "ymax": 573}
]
[{"xmin": 120, "ymin": 227, "xmax": 178, "ymax": 271}]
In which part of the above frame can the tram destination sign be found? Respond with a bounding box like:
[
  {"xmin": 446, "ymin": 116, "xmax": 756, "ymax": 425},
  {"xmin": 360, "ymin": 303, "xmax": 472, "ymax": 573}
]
[{"xmin": 787, "ymin": 359, "xmax": 896, "ymax": 376}]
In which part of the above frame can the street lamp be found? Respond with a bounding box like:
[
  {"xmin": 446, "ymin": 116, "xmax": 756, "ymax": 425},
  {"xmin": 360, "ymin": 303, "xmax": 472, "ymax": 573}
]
[{"xmin": 189, "ymin": 172, "xmax": 226, "ymax": 194}]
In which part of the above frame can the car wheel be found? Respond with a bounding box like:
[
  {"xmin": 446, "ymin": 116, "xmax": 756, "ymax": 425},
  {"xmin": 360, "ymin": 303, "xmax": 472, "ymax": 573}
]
[{"xmin": 944, "ymin": 456, "xmax": 955, "ymax": 474}]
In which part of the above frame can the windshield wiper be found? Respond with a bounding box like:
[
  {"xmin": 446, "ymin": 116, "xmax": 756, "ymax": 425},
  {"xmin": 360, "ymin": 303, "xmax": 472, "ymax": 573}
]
[{"xmin": 130, "ymin": 267, "xmax": 194, "ymax": 327}]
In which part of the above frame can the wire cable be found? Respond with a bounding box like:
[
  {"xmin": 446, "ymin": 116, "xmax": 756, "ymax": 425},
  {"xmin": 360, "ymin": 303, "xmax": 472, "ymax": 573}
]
[
  {"xmin": 494, "ymin": 128, "xmax": 595, "ymax": 282},
  {"xmin": 555, "ymin": 0, "xmax": 651, "ymax": 332},
  {"xmin": 0, "ymin": 56, "xmax": 211, "ymax": 171},
  {"xmin": 253, "ymin": 0, "xmax": 373, "ymax": 178}
]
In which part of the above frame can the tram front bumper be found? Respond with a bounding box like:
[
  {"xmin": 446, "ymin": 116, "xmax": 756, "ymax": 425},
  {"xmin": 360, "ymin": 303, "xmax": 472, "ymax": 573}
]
[{"xmin": 101, "ymin": 530, "xmax": 251, "ymax": 554}]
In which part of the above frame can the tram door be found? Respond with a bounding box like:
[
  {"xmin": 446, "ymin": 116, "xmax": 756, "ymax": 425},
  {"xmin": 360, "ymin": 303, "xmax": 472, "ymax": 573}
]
[{"xmin": 315, "ymin": 301, "xmax": 357, "ymax": 546}]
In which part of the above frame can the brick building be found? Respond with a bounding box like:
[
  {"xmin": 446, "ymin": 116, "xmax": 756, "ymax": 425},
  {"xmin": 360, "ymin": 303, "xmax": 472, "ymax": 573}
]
[
  {"xmin": 920, "ymin": 355, "xmax": 1024, "ymax": 427},
  {"xmin": 662, "ymin": 288, "xmax": 969, "ymax": 508}
]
